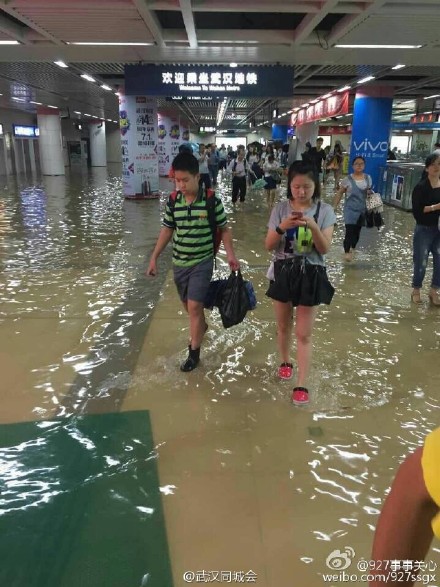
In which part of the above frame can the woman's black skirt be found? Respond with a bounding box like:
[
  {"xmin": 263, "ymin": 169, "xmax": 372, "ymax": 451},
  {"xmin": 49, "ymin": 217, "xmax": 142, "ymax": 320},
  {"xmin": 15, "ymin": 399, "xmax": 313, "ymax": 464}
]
[
  {"xmin": 264, "ymin": 176, "xmax": 277, "ymax": 190},
  {"xmin": 266, "ymin": 257, "xmax": 335, "ymax": 306}
]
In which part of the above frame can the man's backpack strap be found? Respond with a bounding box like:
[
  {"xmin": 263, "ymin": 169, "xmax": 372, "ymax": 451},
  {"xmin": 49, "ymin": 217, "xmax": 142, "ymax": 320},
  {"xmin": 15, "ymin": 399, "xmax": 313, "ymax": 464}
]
[{"xmin": 205, "ymin": 189, "xmax": 222, "ymax": 265}]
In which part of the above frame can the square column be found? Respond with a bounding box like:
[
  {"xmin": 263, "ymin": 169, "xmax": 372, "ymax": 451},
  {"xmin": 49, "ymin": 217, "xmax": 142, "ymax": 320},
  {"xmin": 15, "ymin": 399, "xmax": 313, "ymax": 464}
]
[{"xmin": 37, "ymin": 107, "xmax": 65, "ymax": 176}]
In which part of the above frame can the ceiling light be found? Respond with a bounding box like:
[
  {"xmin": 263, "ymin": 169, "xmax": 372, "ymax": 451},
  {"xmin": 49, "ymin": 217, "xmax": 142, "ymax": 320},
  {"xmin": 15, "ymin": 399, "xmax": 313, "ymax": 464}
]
[
  {"xmin": 229, "ymin": 62, "xmax": 238, "ymax": 68},
  {"xmin": 74, "ymin": 111, "xmax": 81, "ymax": 115},
  {"xmin": 0, "ymin": 40, "xmax": 19, "ymax": 45},
  {"xmin": 392, "ymin": 64, "xmax": 406, "ymax": 70},
  {"xmin": 114, "ymin": 92, "xmax": 120, "ymax": 96},
  {"xmin": 68, "ymin": 42, "xmax": 154, "ymax": 46},
  {"xmin": 404, "ymin": 130, "xmax": 413, "ymax": 133},
  {"xmin": 81, "ymin": 74, "xmax": 96, "ymax": 82},
  {"xmin": 107, "ymin": 119, "xmax": 112, "ymax": 122},
  {"xmin": 100, "ymin": 84, "xmax": 112, "ymax": 91},
  {"xmin": 54, "ymin": 60, "xmax": 68, "ymax": 68},
  {"xmin": 47, "ymin": 105, "xmax": 58, "ymax": 109},
  {"xmin": 11, "ymin": 97, "xmax": 26, "ymax": 102},
  {"xmin": 336, "ymin": 44, "xmax": 422, "ymax": 49},
  {"xmin": 423, "ymin": 94, "xmax": 440, "ymax": 100},
  {"xmin": 337, "ymin": 85, "xmax": 351, "ymax": 92},
  {"xmin": 30, "ymin": 101, "xmax": 42, "ymax": 105},
  {"xmin": 84, "ymin": 113, "xmax": 92, "ymax": 117},
  {"xmin": 357, "ymin": 76, "xmax": 375, "ymax": 84}
]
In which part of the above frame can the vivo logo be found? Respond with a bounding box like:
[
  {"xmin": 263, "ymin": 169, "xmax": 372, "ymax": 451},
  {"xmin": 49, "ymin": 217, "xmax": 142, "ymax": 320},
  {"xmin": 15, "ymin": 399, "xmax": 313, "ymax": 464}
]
[{"xmin": 353, "ymin": 138, "xmax": 388, "ymax": 152}]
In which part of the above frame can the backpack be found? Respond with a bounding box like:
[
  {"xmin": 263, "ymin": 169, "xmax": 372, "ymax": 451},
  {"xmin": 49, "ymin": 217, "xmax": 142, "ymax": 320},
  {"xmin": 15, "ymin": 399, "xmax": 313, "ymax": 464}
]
[{"xmin": 168, "ymin": 188, "xmax": 222, "ymax": 259}]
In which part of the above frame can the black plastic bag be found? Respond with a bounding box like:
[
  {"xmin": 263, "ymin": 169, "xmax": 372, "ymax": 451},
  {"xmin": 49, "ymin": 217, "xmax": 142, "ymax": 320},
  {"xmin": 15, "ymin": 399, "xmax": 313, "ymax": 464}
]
[
  {"xmin": 216, "ymin": 270, "xmax": 251, "ymax": 329},
  {"xmin": 204, "ymin": 277, "xmax": 257, "ymax": 312},
  {"xmin": 365, "ymin": 210, "xmax": 384, "ymax": 229}
]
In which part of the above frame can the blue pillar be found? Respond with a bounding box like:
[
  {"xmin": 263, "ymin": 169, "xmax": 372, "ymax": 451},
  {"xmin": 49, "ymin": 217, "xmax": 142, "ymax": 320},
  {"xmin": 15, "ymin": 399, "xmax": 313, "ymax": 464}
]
[{"xmin": 349, "ymin": 87, "xmax": 394, "ymax": 189}]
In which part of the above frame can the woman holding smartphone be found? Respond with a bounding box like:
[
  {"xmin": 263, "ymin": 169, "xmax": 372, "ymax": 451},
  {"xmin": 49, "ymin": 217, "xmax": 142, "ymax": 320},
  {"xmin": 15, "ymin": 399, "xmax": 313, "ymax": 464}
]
[{"xmin": 265, "ymin": 163, "xmax": 336, "ymax": 406}]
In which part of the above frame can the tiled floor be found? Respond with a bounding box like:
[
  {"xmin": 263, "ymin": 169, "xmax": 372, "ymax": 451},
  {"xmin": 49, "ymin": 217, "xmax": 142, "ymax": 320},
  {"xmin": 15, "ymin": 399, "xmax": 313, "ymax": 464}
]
[{"xmin": 1, "ymin": 169, "xmax": 440, "ymax": 586}]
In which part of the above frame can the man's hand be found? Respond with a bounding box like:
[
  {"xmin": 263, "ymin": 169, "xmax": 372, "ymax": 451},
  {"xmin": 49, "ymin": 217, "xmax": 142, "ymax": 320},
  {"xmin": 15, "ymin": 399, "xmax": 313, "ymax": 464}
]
[
  {"xmin": 228, "ymin": 256, "xmax": 240, "ymax": 272},
  {"xmin": 146, "ymin": 259, "xmax": 157, "ymax": 277}
]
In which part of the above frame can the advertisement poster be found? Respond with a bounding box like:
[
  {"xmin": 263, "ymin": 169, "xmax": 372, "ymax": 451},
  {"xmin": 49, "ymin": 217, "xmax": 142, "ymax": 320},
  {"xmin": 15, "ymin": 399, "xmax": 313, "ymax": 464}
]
[
  {"xmin": 291, "ymin": 92, "xmax": 349, "ymax": 126},
  {"xmin": 158, "ymin": 113, "xmax": 182, "ymax": 175},
  {"xmin": 157, "ymin": 113, "xmax": 171, "ymax": 176},
  {"xmin": 119, "ymin": 95, "xmax": 159, "ymax": 196},
  {"xmin": 180, "ymin": 124, "xmax": 190, "ymax": 145},
  {"xmin": 349, "ymin": 94, "xmax": 393, "ymax": 189},
  {"xmin": 391, "ymin": 174, "xmax": 404, "ymax": 201},
  {"xmin": 169, "ymin": 114, "xmax": 181, "ymax": 162}
]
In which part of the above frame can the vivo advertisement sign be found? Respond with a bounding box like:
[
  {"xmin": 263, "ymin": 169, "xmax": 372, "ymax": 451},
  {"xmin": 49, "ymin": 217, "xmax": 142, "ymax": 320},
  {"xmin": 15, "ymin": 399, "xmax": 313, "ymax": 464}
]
[
  {"xmin": 349, "ymin": 95, "xmax": 393, "ymax": 189},
  {"xmin": 125, "ymin": 65, "xmax": 294, "ymax": 98},
  {"xmin": 13, "ymin": 124, "xmax": 39, "ymax": 138}
]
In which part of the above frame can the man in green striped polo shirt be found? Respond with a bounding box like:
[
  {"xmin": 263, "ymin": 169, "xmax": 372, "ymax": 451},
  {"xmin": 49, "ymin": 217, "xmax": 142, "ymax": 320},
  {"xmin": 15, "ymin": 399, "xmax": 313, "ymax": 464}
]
[{"xmin": 147, "ymin": 152, "xmax": 240, "ymax": 372}]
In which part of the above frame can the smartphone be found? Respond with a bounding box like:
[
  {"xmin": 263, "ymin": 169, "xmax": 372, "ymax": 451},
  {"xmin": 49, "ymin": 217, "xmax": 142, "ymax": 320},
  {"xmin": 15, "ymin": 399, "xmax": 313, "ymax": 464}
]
[{"xmin": 291, "ymin": 211, "xmax": 303, "ymax": 218}]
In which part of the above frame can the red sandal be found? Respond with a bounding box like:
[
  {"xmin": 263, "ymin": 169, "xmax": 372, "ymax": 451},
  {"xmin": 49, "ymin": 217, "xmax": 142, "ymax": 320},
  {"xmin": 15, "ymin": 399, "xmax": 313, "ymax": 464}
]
[{"xmin": 291, "ymin": 387, "xmax": 309, "ymax": 406}]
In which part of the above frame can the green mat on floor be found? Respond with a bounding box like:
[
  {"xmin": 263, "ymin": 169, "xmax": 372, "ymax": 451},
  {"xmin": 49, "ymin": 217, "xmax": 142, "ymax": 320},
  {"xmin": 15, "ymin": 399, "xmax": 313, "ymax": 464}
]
[{"xmin": 0, "ymin": 410, "xmax": 173, "ymax": 587}]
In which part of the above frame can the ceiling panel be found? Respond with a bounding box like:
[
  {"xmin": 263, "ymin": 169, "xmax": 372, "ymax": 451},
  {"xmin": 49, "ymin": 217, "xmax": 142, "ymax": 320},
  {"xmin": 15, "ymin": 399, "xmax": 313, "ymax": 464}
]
[
  {"xmin": 339, "ymin": 15, "xmax": 440, "ymax": 46},
  {"xmin": 0, "ymin": 1, "xmax": 440, "ymax": 127},
  {"xmin": 8, "ymin": 0, "xmax": 153, "ymax": 43}
]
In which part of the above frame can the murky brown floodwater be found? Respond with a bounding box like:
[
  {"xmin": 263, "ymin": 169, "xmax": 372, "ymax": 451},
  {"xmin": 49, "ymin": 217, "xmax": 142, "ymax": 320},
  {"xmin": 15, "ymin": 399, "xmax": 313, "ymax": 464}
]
[{"xmin": 1, "ymin": 166, "xmax": 439, "ymax": 586}]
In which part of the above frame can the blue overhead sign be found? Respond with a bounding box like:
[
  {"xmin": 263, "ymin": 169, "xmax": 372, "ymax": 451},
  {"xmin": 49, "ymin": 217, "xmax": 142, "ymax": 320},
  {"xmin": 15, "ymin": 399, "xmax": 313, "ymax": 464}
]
[
  {"xmin": 13, "ymin": 124, "xmax": 39, "ymax": 138},
  {"xmin": 125, "ymin": 65, "xmax": 294, "ymax": 98}
]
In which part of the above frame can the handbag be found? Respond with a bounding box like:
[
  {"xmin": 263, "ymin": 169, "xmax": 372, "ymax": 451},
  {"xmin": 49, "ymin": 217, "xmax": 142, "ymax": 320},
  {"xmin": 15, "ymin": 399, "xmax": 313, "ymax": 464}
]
[
  {"xmin": 366, "ymin": 192, "xmax": 383, "ymax": 212},
  {"xmin": 326, "ymin": 157, "xmax": 338, "ymax": 170},
  {"xmin": 270, "ymin": 169, "xmax": 282, "ymax": 184}
]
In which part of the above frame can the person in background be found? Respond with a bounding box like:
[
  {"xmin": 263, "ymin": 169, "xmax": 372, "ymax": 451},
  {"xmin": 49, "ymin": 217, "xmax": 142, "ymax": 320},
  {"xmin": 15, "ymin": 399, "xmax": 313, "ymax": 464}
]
[
  {"xmin": 247, "ymin": 145, "xmax": 261, "ymax": 185},
  {"xmin": 263, "ymin": 154, "xmax": 280, "ymax": 210},
  {"xmin": 333, "ymin": 156, "xmax": 373, "ymax": 262},
  {"xmin": 228, "ymin": 149, "xmax": 248, "ymax": 204},
  {"xmin": 433, "ymin": 142, "xmax": 440, "ymax": 156},
  {"xmin": 218, "ymin": 144, "xmax": 228, "ymax": 172},
  {"xmin": 146, "ymin": 152, "xmax": 239, "ymax": 372},
  {"xmin": 387, "ymin": 146, "xmax": 397, "ymax": 160},
  {"xmin": 410, "ymin": 153, "xmax": 440, "ymax": 305},
  {"xmin": 309, "ymin": 137, "xmax": 327, "ymax": 185},
  {"xmin": 198, "ymin": 144, "xmax": 211, "ymax": 190},
  {"xmin": 301, "ymin": 141, "xmax": 313, "ymax": 166},
  {"xmin": 265, "ymin": 163, "xmax": 336, "ymax": 406},
  {"xmin": 369, "ymin": 427, "xmax": 440, "ymax": 587},
  {"xmin": 208, "ymin": 144, "xmax": 220, "ymax": 187},
  {"xmin": 325, "ymin": 142, "xmax": 344, "ymax": 190}
]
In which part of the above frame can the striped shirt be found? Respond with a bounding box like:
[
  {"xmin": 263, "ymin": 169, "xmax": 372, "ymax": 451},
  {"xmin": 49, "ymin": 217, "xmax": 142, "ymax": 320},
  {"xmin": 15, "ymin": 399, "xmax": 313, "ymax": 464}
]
[{"xmin": 163, "ymin": 190, "xmax": 227, "ymax": 267}]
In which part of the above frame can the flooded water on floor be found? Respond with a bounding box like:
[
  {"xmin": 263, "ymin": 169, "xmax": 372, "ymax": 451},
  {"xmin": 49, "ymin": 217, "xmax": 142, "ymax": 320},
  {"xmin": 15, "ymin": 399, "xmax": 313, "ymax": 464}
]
[{"xmin": 0, "ymin": 167, "xmax": 439, "ymax": 586}]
